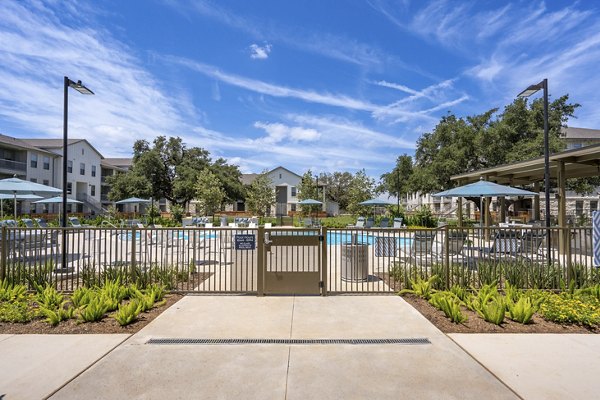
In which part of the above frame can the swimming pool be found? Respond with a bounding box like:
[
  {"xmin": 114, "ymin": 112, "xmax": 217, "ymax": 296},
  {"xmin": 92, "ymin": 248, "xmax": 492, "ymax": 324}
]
[
  {"xmin": 118, "ymin": 231, "xmax": 217, "ymax": 241},
  {"xmin": 326, "ymin": 231, "xmax": 412, "ymax": 247}
]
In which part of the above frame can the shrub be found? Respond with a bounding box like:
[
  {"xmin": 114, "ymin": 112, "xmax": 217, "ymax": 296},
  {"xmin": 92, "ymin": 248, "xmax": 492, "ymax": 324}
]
[
  {"xmin": 507, "ymin": 296, "xmax": 539, "ymax": 324},
  {"xmin": 113, "ymin": 300, "xmax": 142, "ymax": 326},
  {"xmin": 477, "ymin": 261, "xmax": 500, "ymax": 287},
  {"xmin": 40, "ymin": 303, "xmax": 74, "ymax": 326},
  {"xmin": 78, "ymin": 296, "xmax": 109, "ymax": 322},
  {"xmin": 71, "ymin": 287, "xmax": 94, "ymax": 308},
  {"xmin": 477, "ymin": 296, "xmax": 506, "ymax": 325},
  {"xmin": 100, "ymin": 279, "xmax": 128, "ymax": 303},
  {"xmin": 399, "ymin": 275, "xmax": 438, "ymax": 300},
  {"xmin": 429, "ymin": 292, "xmax": 467, "ymax": 324},
  {"xmin": 0, "ymin": 280, "xmax": 27, "ymax": 302},
  {"xmin": 539, "ymin": 293, "xmax": 600, "ymax": 327},
  {"xmin": 35, "ymin": 285, "xmax": 64, "ymax": 310},
  {"xmin": 0, "ymin": 301, "xmax": 35, "ymax": 323}
]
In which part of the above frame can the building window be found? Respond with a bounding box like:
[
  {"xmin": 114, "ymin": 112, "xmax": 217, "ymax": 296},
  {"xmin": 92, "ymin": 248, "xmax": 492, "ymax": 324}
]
[
  {"xmin": 43, "ymin": 179, "xmax": 49, "ymax": 186},
  {"xmin": 90, "ymin": 185, "xmax": 96, "ymax": 196},
  {"xmin": 30, "ymin": 178, "xmax": 37, "ymax": 183},
  {"xmin": 91, "ymin": 165, "xmax": 96, "ymax": 177},
  {"xmin": 80, "ymin": 163, "xmax": 85, "ymax": 175},
  {"xmin": 575, "ymin": 200, "xmax": 584, "ymax": 216},
  {"xmin": 67, "ymin": 182, "xmax": 72, "ymax": 195},
  {"xmin": 291, "ymin": 187, "xmax": 297, "ymax": 197},
  {"xmin": 30, "ymin": 154, "xmax": 38, "ymax": 168},
  {"xmin": 279, "ymin": 173, "xmax": 282, "ymax": 179},
  {"xmin": 67, "ymin": 160, "xmax": 73, "ymax": 173},
  {"xmin": 291, "ymin": 204, "xmax": 296, "ymax": 212},
  {"xmin": 43, "ymin": 156, "xmax": 50, "ymax": 170},
  {"xmin": 591, "ymin": 201, "xmax": 598, "ymax": 213},
  {"xmin": 82, "ymin": 148, "xmax": 84, "ymax": 155}
]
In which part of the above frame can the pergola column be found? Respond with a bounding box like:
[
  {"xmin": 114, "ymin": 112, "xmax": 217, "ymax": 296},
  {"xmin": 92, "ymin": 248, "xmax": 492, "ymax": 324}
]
[
  {"xmin": 557, "ymin": 161, "xmax": 571, "ymax": 273},
  {"xmin": 533, "ymin": 181, "xmax": 541, "ymax": 221},
  {"xmin": 499, "ymin": 197, "xmax": 506, "ymax": 223},
  {"xmin": 457, "ymin": 197, "xmax": 463, "ymax": 227}
]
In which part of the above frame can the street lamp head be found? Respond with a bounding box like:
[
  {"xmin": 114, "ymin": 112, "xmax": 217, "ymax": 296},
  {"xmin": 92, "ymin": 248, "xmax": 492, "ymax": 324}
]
[
  {"xmin": 68, "ymin": 79, "xmax": 94, "ymax": 95},
  {"xmin": 517, "ymin": 80, "xmax": 545, "ymax": 98}
]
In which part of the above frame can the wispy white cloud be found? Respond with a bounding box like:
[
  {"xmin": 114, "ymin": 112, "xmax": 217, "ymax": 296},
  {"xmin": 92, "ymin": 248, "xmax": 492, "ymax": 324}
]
[
  {"xmin": 0, "ymin": 1, "xmax": 191, "ymax": 157},
  {"xmin": 180, "ymin": 0, "xmax": 386, "ymax": 68},
  {"xmin": 253, "ymin": 121, "xmax": 320, "ymax": 143},
  {"xmin": 249, "ymin": 43, "xmax": 272, "ymax": 59}
]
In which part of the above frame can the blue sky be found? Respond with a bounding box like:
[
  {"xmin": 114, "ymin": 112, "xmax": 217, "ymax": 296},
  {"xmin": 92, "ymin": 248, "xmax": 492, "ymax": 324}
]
[{"xmin": 1, "ymin": 1, "xmax": 600, "ymax": 179}]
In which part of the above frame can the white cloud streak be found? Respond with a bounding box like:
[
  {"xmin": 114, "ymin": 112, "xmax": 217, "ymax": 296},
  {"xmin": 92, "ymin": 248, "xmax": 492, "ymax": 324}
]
[{"xmin": 249, "ymin": 43, "xmax": 272, "ymax": 60}]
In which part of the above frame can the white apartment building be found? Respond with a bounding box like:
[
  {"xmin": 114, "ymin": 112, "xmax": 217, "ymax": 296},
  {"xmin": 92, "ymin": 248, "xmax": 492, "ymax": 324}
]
[{"xmin": 0, "ymin": 135, "xmax": 104, "ymax": 215}]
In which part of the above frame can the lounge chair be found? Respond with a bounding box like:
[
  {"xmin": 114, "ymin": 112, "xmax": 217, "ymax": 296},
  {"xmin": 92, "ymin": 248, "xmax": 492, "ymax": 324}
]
[
  {"xmin": 21, "ymin": 218, "xmax": 36, "ymax": 228},
  {"xmin": 264, "ymin": 223, "xmax": 272, "ymax": 228},
  {"xmin": 348, "ymin": 217, "xmax": 365, "ymax": 228},
  {"xmin": 516, "ymin": 230, "xmax": 546, "ymax": 261},
  {"xmin": 68, "ymin": 217, "xmax": 84, "ymax": 227},
  {"xmin": 35, "ymin": 218, "xmax": 49, "ymax": 228}
]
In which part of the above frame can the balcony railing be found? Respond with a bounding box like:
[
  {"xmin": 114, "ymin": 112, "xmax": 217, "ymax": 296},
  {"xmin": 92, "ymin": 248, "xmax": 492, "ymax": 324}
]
[{"xmin": 0, "ymin": 158, "xmax": 27, "ymax": 172}]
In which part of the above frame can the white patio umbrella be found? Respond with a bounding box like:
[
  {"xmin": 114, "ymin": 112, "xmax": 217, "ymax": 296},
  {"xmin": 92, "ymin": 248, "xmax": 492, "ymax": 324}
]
[
  {"xmin": 0, "ymin": 193, "xmax": 43, "ymax": 219},
  {"xmin": 0, "ymin": 177, "xmax": 61, "ymax": 219},
  {"xmin": 115, "ymin": 197, "xmax": 151, "ymax": 218},
  {"xmin": 33, "ymin": 196, "xmax": 83, "ymax": 221}
]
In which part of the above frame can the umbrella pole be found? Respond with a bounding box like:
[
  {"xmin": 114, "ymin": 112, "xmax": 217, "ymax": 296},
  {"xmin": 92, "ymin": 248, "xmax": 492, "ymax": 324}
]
[{"xmin": 13, "ymin": 192, "xmax": 16, "ymax": 220}]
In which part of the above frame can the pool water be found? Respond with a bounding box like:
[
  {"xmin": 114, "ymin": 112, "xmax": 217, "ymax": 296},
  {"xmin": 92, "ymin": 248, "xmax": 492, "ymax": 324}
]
[
  {"xmin": 327, "ymin": 232, "xmax": 412, "ymax": 247},
  {"xmin": 118, "ymin": 231, "xmax": 217, "ymax": 241}
]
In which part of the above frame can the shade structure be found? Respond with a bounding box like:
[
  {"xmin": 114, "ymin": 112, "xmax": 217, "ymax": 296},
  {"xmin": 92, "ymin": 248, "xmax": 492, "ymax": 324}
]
[
  {"xmin": 432, "ymin": 179, "xmax": 537, "ymax": 198},
  {"xmin": 0, "ymin": 177, "xmax": 62, "ymax": 219},
  {"xmin": 115, "ymin": 197, "xmax": 151, "ymax": 204},
  {"xmin": 298, "ymin": 199, "xmax": 323, "ymax": 205}
]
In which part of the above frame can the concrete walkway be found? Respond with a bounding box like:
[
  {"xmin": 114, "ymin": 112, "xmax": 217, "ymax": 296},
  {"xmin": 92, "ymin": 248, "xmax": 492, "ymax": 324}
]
[
  {"xmin": 3, "ymin": 296, "xmax": 600, "ymax": 399},
  {"xmin": 49, "ymin": 296, "xmax": 517, "ymax": 400}
]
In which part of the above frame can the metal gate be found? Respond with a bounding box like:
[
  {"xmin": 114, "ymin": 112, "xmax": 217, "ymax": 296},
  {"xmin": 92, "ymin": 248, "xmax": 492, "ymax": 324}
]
[{"xmin": 258, "ymin": 228, "xmax": 326, "ymax": 295}]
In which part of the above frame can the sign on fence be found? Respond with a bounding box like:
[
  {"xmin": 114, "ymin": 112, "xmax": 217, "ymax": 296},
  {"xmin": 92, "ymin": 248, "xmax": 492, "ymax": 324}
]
[
  {"xmin": 235, "ymin": 234, "xmax": 256, "ymax": 250},
  {"xmin": 594, "ymin": 211, "xmax": 600, "ymax": 267}
]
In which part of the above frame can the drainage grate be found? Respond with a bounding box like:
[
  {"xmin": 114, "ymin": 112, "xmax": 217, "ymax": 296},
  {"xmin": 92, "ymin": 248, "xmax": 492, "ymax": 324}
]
[{"xmin": 146, "ymin": 338, "xmax": 431, "ymax": 345}]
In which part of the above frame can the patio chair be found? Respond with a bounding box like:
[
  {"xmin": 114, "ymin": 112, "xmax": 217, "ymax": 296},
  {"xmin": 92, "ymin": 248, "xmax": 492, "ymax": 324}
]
[
  {"xmin": 402, "ymin": 230, "xmax": 437, "ymax": 265},
  {"xmin": 379, "ymin": 217, "xmax": 389, "ymax": 228},
  {"xmin": 68, "ymin": 217, "xmax": 85, "ymax": 227},
  {"xmin": 3, "ymin": 220, "xmax": 17, "ymax": 227},
  {"xmin": 516, "ymin": 230, "xmax": 546, "ymax": 261},
  {"xmin": 393, "ymin": 218, "xmax": 404, "ymax": 228},
  {"xmin": 365, "ymin": 217, "xmax": 375, "ymax": 228}
]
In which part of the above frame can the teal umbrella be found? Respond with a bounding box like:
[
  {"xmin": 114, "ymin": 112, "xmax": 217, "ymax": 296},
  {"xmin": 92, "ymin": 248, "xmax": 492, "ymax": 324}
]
[{"xmin": 0, "ymin": 177, "xmax": 61, "ymax": 219}]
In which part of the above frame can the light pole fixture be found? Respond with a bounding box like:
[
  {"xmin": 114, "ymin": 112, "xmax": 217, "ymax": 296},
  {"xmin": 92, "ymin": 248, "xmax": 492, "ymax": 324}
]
[
  {"xmin": 518, "ymin": 78, "xmax": 551, "ymax": 259},
  {"xmin": 62, "ymin": 76, "xmax": 94, "ymax": 270}
]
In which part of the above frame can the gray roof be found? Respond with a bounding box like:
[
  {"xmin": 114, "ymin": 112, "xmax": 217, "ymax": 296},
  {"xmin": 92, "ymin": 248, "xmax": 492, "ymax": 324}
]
[
  {"xmin": 102, "ymin": 158, "xmax": 133, "ymax": 169},
  {"xmin": 24, "ymin": 138, "xmax": 104, "ymax": 158},
  {"xmin": 562, "ymin": 127, "xmax": 600, "ymax": 140},
  {"xmin": 240, "ymin": 173, "xmax": 260, "ymax": 186},
  {"xmin": 0, "ymin": 133, "xmax": 56, "ymax": 155}
]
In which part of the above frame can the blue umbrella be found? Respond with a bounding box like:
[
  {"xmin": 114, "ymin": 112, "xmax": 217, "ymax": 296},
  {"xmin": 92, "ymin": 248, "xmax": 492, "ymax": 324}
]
[
  {"xmin": 432, "ymin": 179, "xmax": 537, "ymax": 198},
  {"xmin": 433, "ymin": 179, "xmax": 537, "ymax": 227},
  {"xmin": 0, "ymin": 176, "xmax": 62, "ymax": 219}
]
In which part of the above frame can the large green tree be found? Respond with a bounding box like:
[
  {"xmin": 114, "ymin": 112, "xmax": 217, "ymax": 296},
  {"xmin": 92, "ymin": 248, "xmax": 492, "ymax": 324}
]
[
  {"xmin": 245, "ymin": 172, "xmax": 275, "ymax": 216},
  {"xmin": 346, "ymin": 170, "xmax": 376, "ymax": 215},
  {"xmin": 409, "ymin": 95, "xmax": 581, "ymax": 193},
  {"xmin": 319, "ymin": 172, "xmax": 353, "ymax": 211},
  {"xmin": 108, "ymin": 136, "xmax": 243, "ymax": 206}
]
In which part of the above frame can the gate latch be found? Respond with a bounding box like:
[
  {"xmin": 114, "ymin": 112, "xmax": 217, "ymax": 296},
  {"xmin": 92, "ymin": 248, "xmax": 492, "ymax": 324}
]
[
  {"xmin": 318, "ymin": 235, "xmax": 324, "ymax": 242},
  {"xmin": 319, "ymin": 281, "xmax": 324, "ymax": 288}
]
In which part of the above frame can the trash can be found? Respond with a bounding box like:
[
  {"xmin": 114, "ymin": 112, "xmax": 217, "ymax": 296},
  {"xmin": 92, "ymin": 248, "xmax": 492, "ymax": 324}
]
[{"xmin": 341, "ymin": 243, "xmax": 368, "ymax": 282}]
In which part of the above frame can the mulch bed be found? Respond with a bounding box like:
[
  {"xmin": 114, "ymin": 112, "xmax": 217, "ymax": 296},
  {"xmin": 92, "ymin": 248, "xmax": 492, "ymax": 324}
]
[{"xmin": 0, "ymin": 294, "xmax": 184, "ymax": 335}]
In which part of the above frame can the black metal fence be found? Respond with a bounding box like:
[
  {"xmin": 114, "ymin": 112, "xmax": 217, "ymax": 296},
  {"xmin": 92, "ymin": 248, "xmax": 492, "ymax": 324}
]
[{"xmin": 0, "ymin": 225, "xmax": 596, "ymax": 294}]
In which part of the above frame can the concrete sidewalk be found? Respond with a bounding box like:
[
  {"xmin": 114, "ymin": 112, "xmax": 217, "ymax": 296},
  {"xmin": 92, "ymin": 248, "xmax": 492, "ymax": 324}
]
[{"xmin": 50, "ymin": 296, "xmax": 518, "ymax": 400}]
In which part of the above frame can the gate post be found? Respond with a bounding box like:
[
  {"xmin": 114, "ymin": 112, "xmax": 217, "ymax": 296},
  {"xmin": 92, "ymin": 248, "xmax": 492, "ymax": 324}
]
[
  {"xmin": 257, "ymin": 226, "xmax": 264, "ymax": 296},
  {"xmin": 131, "ymin": 226, "xmax": 137, "ymax": 283},
  {"xmin": 321, "ymin": 227, "xmax": 328, "ymax": 296}
]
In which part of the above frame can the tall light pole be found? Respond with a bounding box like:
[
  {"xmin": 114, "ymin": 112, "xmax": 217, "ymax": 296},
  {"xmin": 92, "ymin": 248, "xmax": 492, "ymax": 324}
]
[
  {"xmin": 61, "ymin": 76, "xmax": 94, "ymax": 270},
  {"xmin": 518, "ymin": 78, "xmax": 551, "ymax": 260}
]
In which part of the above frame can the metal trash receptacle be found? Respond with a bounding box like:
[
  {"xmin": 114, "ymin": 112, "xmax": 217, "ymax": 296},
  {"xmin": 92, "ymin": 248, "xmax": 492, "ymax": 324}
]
[{"xmin": 341, "ymin": 243, "xmax": 368, "ymax": 282}]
